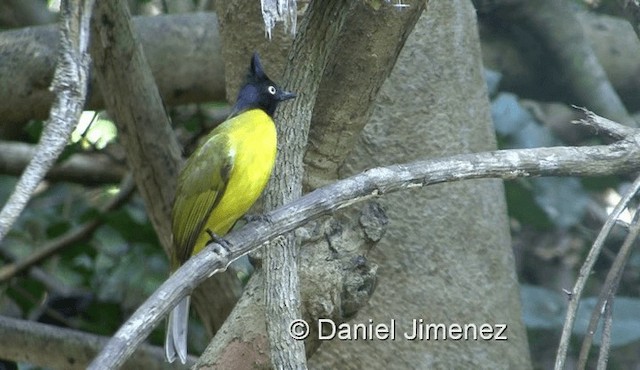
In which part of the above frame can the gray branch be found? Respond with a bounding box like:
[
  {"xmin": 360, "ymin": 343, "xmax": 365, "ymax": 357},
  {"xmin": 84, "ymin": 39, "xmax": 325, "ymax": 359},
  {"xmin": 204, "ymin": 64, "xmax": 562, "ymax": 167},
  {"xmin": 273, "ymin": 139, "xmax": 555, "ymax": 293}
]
[
  {"xmin": 90, "ymin": 0, "xmax": 183, "ymax": 251},
  {"xmin": 0, "ymin": 141, "xmax": 126, "ymax": 184},
  {"xmin": 0, "ymin": 0, "xmax": 94, "ymax": 244},
  {"xmin": 553, "ymin": 173, "xmax": 640, "ymax": 369},
  {"xmin": 89, "ymin": 111, "xmax": 640, "ymax": 369},
  {"xmin": 0, "ymin": 12, "xmax": 224, "ymax": 128}
]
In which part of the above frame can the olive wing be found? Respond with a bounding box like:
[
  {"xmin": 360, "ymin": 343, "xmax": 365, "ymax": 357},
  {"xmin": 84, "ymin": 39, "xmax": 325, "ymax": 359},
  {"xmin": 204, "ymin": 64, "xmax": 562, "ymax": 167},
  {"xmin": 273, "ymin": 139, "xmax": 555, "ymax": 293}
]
[{"xmin": 171, "ymin": 133, "xmax": 234, "ymax": 266}]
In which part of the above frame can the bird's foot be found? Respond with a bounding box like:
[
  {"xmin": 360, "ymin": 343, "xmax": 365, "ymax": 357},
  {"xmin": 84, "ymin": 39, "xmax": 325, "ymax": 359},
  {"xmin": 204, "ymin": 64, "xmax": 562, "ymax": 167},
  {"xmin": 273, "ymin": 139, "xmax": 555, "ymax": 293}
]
[{"xmin": 205, "ymin": 228, "xmax": 232, "ymax": 253}]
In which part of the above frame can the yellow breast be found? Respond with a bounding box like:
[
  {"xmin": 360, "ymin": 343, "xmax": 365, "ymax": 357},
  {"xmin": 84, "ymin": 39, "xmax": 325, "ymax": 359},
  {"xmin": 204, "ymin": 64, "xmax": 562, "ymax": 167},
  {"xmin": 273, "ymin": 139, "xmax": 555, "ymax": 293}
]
[{"xmin": 191, "ymin": 109, "xmax": 277, "ymax": 254}]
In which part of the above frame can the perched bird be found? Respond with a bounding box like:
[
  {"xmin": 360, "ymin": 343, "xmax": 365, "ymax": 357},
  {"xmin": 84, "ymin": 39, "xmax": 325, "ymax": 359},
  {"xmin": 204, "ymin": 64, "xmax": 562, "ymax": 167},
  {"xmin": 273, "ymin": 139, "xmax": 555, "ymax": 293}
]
[{"xmin": 165, "ymin": 52, "xmax": 296, "ymax": 364}]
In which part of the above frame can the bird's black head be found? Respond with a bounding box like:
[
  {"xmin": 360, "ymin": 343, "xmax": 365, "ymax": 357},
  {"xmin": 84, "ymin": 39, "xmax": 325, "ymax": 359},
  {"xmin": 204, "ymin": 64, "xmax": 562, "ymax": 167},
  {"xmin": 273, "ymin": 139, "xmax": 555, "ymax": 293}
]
[{"xmin": 231, "ymin": 52, "xmax": 296, "ymax": 117}]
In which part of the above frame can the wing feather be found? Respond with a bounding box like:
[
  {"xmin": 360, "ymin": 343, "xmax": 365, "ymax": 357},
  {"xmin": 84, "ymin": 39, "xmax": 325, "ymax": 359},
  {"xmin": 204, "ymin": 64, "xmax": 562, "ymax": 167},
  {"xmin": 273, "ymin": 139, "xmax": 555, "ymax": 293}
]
[{"xmin": 171, "ymin": 132, "xmax": 234, "ymax": 266}]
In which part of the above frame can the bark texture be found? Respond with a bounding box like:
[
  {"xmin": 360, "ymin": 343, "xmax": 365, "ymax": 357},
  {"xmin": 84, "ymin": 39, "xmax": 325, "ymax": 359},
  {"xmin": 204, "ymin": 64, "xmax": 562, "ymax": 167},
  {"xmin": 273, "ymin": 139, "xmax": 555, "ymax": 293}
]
[
  {"xmin": 0, "ymin": 12, "xmax": 224, "ymax": 136},
  {"xmin": 91, "ymin": 1, "xmax": 241, "ymax": 340},
  {"xmin": 90, "ymin": 0, "xmax": 180, "ymax": 251},
  {"xmin": 304, "ymin": 1, "xmax": 426, "ymax": 190},
  {"xmin": 310, "ymin": 0, "xmax": 532, "ymax": 368}
]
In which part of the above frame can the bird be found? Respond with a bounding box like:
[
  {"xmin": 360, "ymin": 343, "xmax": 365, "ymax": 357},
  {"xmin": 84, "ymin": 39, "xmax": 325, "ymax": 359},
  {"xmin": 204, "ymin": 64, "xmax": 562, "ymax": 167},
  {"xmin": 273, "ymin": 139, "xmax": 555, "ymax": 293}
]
[{"xmin": 165, "ymin": 52, "xmax": 296, "ymax": 364}]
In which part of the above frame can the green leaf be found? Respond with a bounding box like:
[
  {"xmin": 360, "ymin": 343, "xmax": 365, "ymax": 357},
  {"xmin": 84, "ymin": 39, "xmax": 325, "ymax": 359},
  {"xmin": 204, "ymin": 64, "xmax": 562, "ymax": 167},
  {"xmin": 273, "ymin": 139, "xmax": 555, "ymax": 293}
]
[
  {"xmin": 505, "ymin": 181, "xmax": 553, "ymax": 229},
  {"xmin": 23, "ymin": 120, "xmax": 44, "ymax": 143}
]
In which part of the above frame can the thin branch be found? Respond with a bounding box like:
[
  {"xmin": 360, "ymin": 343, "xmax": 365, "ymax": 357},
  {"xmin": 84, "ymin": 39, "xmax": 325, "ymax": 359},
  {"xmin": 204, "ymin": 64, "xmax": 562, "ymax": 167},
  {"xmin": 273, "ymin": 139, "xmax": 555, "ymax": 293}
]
[
  {"xmin": 554, "ymin": 174, "xmax": 640, "ymax": 370},
  {"xmin": 89, "ymin": 116, "xmax": 640, "ymax": 369},
  {"xmin": 0, "ymin": 0, "xmax": 94, "ymax": 244},
  {"xmin": 576, "ymin": 201, "xmax": 640, "ymax": 368},
  {"xmin": 0, "ymin": 246, "xmax": 73, "ymax": 295},
  {"xmin": 8, "ymin": 284, "xmax": 80, "ymax": 329},
  {"xmin": 0, "ymin": 175, "xmax": 135, "ymax": 283},
  {"xmin": 597, "ymin": 298, "xmax": 614, "ymax": 370},
  {"xmin": 571, "ymin": 105, "xmax": 637, "ymax": 140},
  {"xmin": 0, "ymin": 141, "xmax": 126, "ymax": 185}
]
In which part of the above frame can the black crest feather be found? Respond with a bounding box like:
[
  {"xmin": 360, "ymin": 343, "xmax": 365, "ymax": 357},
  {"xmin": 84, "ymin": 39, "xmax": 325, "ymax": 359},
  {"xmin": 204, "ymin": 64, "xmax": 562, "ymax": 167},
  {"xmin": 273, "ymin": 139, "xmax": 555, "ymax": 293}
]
[{"xmin": 229, "ymin": 53, "xmax": 296, "ymax": 118}]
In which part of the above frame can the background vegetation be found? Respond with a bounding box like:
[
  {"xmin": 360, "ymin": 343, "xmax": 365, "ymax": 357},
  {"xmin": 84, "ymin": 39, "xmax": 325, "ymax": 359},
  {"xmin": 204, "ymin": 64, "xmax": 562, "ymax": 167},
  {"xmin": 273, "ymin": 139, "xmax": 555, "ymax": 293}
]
[{"xmin": 0, "ymin": 0, "xmax": 639, "ymax": 369}]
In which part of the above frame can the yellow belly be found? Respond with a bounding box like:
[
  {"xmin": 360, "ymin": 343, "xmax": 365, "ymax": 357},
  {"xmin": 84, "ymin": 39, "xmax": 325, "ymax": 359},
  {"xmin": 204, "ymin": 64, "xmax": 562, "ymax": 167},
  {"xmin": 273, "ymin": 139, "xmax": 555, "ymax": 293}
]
[{"xmin": 191, "ymin": 109, "xmax": 277, "ymax": 255}]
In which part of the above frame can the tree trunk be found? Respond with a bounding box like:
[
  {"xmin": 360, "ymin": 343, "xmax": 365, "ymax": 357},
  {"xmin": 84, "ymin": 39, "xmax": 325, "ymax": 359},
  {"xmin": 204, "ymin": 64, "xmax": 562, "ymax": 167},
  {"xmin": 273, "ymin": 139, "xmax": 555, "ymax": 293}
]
[{"xmin": 310, "ymin": 0, "xmax": 532, "ymax": 368}]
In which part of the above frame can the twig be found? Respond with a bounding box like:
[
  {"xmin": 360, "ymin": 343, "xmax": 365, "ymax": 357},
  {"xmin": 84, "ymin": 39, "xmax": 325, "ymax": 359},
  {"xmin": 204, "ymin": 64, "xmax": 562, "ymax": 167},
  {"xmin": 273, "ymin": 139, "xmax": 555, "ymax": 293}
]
[
  {"xmin": 0, "ymin": 0, "xmax": 94, "ymax": 244},
  {"xmin": 9, "ymin": 284, "xmax": 79, "ymax": 329},
  {"xmin": 0, "ymin": 247, "xmax": 73, "ymax": 295},
  {"xmin": 597, "ymin": 298, "xmax": 614, "ymax": 370},
  {"xmin": 554, "ymin": 174, "xmax": 640, "ymax": 370},
  {"xmin": 572, "ymin": 105, "xmax": 637, "ymax": 140},
  {"xmin": 89, "ymin": 117, "xmax": 640, "ymax": 369},
  {"xmin": 576, "ymin": 201, "xmax": 640, "ymax": 368},
  {"xmin": 0, "ymin": 175, "xmax": 135, "ymax": 283}
]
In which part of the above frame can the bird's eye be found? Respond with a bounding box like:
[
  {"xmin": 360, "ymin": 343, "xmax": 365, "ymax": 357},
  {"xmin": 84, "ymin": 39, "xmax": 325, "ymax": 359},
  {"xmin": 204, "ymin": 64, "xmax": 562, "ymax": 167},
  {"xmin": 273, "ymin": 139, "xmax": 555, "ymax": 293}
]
[{"xmin": 267, "ymin": 85, "xmax": 277, "ymax": 95}]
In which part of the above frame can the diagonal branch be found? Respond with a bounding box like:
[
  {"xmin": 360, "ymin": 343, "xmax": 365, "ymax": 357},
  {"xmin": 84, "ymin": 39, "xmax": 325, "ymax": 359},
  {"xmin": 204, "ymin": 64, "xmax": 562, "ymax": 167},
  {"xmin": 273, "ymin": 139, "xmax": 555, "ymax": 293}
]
[
  {"xmin": 89, "ymin": 112, "xmax": 640, "ymax": 369},
  {"xmin": 89, "ymin": 0, "xmax": 242, "ymax": 342},
  {"xmin": 577, "ymin": 191, "xmax": 640, "ymax": 368},
  {"xmin": 0, "ymin": 175, "xmax": 135, "ymax": 283},
  {"xmin": 89, "ymin": 0, "xmax": 181, "ymax": 252},
  {"xmin": 0, "ymin": 0, "xmax": 94, "ymax": 244},
  {"xmin": 553, "ymin": 173, "xmax": 640, "ymax": 370}
]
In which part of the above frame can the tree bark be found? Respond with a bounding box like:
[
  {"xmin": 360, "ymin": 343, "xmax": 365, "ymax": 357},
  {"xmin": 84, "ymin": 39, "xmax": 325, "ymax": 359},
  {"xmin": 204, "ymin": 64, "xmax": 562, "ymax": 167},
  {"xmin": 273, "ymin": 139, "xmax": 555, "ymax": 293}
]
[
  {"xmin": 0, "ymin": 12, "xmax": 224, "ymax": 137},
  {"xmin": 195, "ymin": 1, "xmax": 427, "ymax": 367},
  {"xmin": 310, "ymin": 0, "xmax": 532, "ymax": 368},
  {"xmin": 90, "ymin": 0, "xmax": 181, "ymax": 251},
  {"xmin": 262, "ymin": 0, "xmax": 358, "ymax": 367},
  {"xmin": 304, "ymin": 1, "xmax": 426, "ymax": 190},
  {"xmin": 90, "ymin": 0, "xmax": 241, "ymax": 340}
]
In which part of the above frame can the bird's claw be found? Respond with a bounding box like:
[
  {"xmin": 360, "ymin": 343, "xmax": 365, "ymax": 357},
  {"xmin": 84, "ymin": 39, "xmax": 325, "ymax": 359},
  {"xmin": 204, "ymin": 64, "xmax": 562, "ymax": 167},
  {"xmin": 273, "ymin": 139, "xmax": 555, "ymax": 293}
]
[{"xmin": 205, "ymin": 228, "xmax": 232, "ymax": 253}]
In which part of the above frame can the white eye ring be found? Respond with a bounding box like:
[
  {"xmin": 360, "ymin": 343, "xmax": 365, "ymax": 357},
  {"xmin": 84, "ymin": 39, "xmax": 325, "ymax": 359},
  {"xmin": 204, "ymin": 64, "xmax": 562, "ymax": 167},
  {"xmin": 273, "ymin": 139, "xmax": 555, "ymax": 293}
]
[{"xmin": 267, "ymin": 85, "xmax": 277, "ymax": 95}]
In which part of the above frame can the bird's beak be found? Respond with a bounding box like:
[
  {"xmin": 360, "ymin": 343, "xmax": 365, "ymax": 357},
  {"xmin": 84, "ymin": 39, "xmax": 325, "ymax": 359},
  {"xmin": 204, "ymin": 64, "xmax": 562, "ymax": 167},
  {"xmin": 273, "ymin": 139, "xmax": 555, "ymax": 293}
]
[{"xmin": 278, "ymin": 90, "xmax": 296, "ymax": 101}]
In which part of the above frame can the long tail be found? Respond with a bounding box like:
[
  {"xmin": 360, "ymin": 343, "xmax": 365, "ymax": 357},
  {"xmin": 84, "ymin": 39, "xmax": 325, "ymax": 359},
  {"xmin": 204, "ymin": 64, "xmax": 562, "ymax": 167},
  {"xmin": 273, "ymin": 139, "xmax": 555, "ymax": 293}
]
[{"xmin": 165, "ymin": 295, "xmax": 190, "ymax": 364}]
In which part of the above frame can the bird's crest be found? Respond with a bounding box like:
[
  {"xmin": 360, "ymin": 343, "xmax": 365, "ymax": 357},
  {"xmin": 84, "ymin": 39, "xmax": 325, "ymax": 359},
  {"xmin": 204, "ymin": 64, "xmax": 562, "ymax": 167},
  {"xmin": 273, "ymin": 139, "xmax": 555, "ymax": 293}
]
[{"xmin": 230, "ymin": 52, "xmax": 296, "ymax": 118}]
